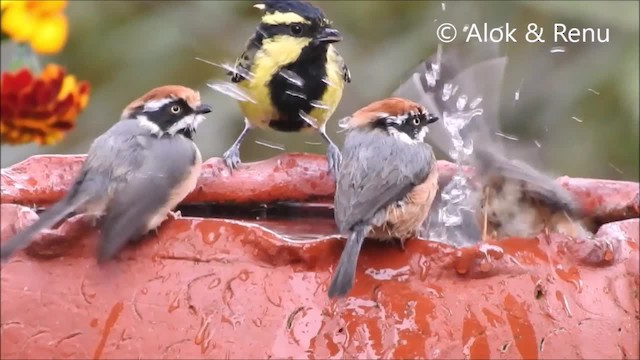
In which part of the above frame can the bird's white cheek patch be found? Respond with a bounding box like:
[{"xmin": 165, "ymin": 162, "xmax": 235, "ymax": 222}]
[
  {"xmin": 416, "ymin": 126, "xmax": 429, "ymax": 142},
  {"xmin": 168, "ymin": 114, "xmax": 202, "ymax": 135}
]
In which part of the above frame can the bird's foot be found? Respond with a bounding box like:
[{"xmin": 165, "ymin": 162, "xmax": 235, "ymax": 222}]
[
  {"xmin": 222, "ymin": 146, "xmax": 242, "ymax": 171},
  {"xmin": 326, "ymin": 143, "xmax": 342, "ymax": 178}
]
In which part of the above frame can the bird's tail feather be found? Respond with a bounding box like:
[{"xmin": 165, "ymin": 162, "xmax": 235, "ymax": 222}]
[
  {"xmin": 1, "ymin": 194, "xmax": 89, "ymax": 262},
  {"xmin": 328, "ymin": 226, "xmax": 366, "ymax": 298}
]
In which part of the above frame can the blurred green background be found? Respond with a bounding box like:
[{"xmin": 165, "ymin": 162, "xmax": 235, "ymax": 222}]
[{"xmin": 1, "ymin": 0, "xmax": 638, "ymax": 181}]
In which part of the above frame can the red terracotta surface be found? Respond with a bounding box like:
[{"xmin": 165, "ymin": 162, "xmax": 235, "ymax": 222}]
[
  {"xmin": 0, "ymin": 154, "xmax": 479, "ymax": 207},
  {"xmin": 1, "ymin": 154, "xmax": 639, "ymax": 359}
]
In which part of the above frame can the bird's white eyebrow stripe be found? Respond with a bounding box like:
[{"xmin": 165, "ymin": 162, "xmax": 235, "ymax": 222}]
[{"xmin": 143, "ymin": 98, "xmax": 174, "ymax": 112}]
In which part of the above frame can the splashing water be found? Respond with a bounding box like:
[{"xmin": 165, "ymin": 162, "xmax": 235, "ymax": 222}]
[
  {"xmin": 279, "ymin": 69, "xmax": 305, "ymax": 88},
  {"xmin": 207, "ymin": 81, "xmax": 256, "ymax": 103},
  {"xmin": 285, "ymin": 90, "xmax": 307, "ymax": 100},
  {"xmin": 298, "ymin": 111, "xmax": 320, "ymax": 129},
  {"xmin": 429, "ymin": 90, "xmax": 484, "ymax": 246},
  {"xmin": 310, "ymin": 100, "xmax": 330, "ymax": 110},
  {"xmin": 196, "ymin": 57, "xmax": 255, "ymax": 82},
  {"xmin": 255, "ymin": 139, "xmax": 285, "ymax": 151}
]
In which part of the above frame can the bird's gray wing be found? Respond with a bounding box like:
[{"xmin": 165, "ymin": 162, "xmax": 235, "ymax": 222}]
[
  {"xmin": 334, "ymin": 129, "xmax": 435, "ymax": 233},
  {"xmin": 230, "ymin": 32, "xmax": 261, "ymax": 83},
  {"xmin": 96, "ymin": 135, "xmax": 197, "ymax": 261}
]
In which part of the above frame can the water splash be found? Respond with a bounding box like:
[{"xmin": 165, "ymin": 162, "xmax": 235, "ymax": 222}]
[
  {"xmin": 298, "ymin": 110, "xmax": 320, "ymax": 129},
  {"xmin": 310, "ymin": 100, "xmax": 330, "ymax": 110},
  {"xmin": 255, "ymin": 139, "xmax": 285, "ymax": 151},
  {"xmin": 495, "ymin": 132, "xmax": 519, "ymax": 141},
  {"xmin": 429, "ymin": 91, "xmax": 484, "ymax": 246},
  {"xmin": 195, "ymin": 57, "xmax": 254, "ymax": 82},
  {"xmin": 279, "ymin": 69, "xmax": 305, "ymax": 87},
  {"xmin": 207, "ymin": 81, "xmax": 256, "ymax": 103},
  {"xmin": 285, "ymin": 90, "xmax": 307, "ymax": 100}
]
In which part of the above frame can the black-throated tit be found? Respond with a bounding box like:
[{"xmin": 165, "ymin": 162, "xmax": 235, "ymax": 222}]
[
  {"xmin": 328, "ymin": 98, "xmax": 440, "ymax": 298},
  {"xmin": 0, "ymin": 85, "xmax": 213, "ymax": 263},
  {"xmin": 222, "ymin": 0, "xmax": 351, "ymax": 176}
]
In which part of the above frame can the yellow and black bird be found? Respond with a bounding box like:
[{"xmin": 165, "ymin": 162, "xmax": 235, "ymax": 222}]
[{"xmin": 223, "ymin": 0, "xmax": 351, "ymax": 176}]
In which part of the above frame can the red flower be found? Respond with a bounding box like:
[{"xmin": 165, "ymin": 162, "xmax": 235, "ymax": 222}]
[{"xmin": 1, "ymin": 64, "xmax": 90, "ymax": 145}]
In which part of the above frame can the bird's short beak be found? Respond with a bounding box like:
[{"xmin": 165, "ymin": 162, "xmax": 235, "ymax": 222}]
[
  {"xmin": 316, "ymin": 27, "xmax": 343, "ymax": 43},
  {"xmin": 426, "ymin": 113, "xmax": 439, "ymax": 124},
  {"xmin": 195, "ymin": 104, "xmax": 213, "ymax": 115}
]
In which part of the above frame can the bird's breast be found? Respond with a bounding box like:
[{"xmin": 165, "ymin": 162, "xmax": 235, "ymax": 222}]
[
  {"xmin": 238, "ymin": 39, "xmax": 345, "ymax": 131},
  {"xmin": 375, "ymin": 163, "xmax": 439, "ymax": 239}
]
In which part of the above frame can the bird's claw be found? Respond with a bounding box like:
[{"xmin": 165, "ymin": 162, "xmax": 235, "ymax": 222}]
[
  {"xmin": 223, "ymin": 146, "xmax": 242, "ymax": 171},
  {"xmin": 326, "ymin": 143, "xmax": 342, "ymax": 178}
]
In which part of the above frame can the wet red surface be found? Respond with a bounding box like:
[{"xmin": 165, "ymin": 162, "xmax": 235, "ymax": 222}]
[
  {"xmin": 1, "ymin": 154, "xmax": 639, "ymax": 359},
  {"xmin": 0, "ymin": 154, "xmax": 485, "ymax": 208}
]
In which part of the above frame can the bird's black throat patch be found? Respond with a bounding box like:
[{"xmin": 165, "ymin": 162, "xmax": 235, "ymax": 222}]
[{"xmin": 267, "ymin": 43, "xmax": 329, "ymax": 132}]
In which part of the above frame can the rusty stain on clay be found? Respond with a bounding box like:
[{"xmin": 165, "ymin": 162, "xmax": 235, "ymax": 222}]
[{"xmin": 0, "ymin": 153, "xmax": 639, "ymax": 359}]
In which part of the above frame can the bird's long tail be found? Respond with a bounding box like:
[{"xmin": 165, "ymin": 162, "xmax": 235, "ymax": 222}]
[
  {"xmin": 1, "ymin": 194, "xmax": 89, "ymax": 262},
  {"xmin": 328, "ymin": 226, "xmax": 367, "ymax": 298}
]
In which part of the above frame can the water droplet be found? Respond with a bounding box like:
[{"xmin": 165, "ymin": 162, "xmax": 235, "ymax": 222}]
[
  {"xmin": 425, "ymin": 68, "xmax": 437, "ymax": 87},
  {"xmin": 208, "ymin": 277, "xmax": 222, "ymax": 289},
  {"xmin": 470, "ymin": 97, "xmax": 483, "ymax": 109},
  {"xmin": 418, "ymin": 255, "xmax": 430, "ymax": 281},
  {"xmin": 298, "ymin": 111, "xmax": 319, "ymax": 129},
  {"xmin": 310, "ymin": 100, "xmax": 330, "ymax": 110},
  {"xmin": 456, "ymin": 95, "xmax": 468, "ymax": 110},
  {"xmin": 252, "ymin": 318, "xmax": 263, "ymax": 327},
  {"xmin": 141, "ymin": 288, "xmax": 148, "ymax": 295},
  {"xmin": 168, "ymin": 293, "xmax": 181, "ymax": 313},
  {"xmin": 195, "ymin": 316, "xmax": 213, "ymax": 354},
  {"xmin": 238, "ymin": 270, "xmax": 250, "ymax": 282},
  {"xmin": 285, "ymin": 90, "xmax": 307, "ymax": 100},
  {"xmin": 207, "ymin": 81, "xmax": 256, "ymax": 103},
  {"xmin": 442, "ymin": 83, "xmax": 453, "ymax": 101},
  {"xmin": 279, "ymin": 69, "xmax": 305, "ymax": 87}
]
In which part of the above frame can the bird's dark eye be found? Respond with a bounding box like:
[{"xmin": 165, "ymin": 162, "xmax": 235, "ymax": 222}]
[
  {"xmin": 290, "ymin": 24, "xmax": 303, "ymax": 35},
  {"xmin": 412, "ymin": 117, "xmax": 421, "ymax": 126},
  {"xmin": 170, "ymin": 105, "xmax": 182, "ymax": 114}
]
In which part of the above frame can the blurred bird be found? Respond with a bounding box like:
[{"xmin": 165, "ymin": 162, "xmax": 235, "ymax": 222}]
[
  {"xmin": 470, "ymin": 145, "xmax": 593, "ymax": 240},
  {"xmin": 328, "ymin": 98, "xmax": 440, "ymax": 298},
  {"xmin": 393, "ymin": 45, "xmax": 592, "ymax": 242},
  {"xmin": 223, "ymin": 0, "xmax": 351, "ymax": 176},
  {"xmin": 1, "ymin": 85, "xmax": 213, "ymax": 263}
]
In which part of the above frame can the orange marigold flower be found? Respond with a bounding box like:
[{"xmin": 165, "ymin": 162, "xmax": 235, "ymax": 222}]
[
  {"xmin": 1, "ymin": 0, "xmax": 68, "ymax": 55},
  {"xmin": 0, "ymin": 64, "xmax": 90, "ymax": 146}
]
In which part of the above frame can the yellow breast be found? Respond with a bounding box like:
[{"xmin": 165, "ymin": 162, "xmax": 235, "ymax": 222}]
[{"xmin": 238, "ymin": 40, "xmax": 345, "ymax": 131}]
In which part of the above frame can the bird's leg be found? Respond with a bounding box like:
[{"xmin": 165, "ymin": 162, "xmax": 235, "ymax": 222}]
[
  {"xmin": 318, "ymin": 127, "xmax": 342, "ymax": 178},
  {"xmin": 223, "ymin": 118, "xmax": 253, "ymax": 171}
]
